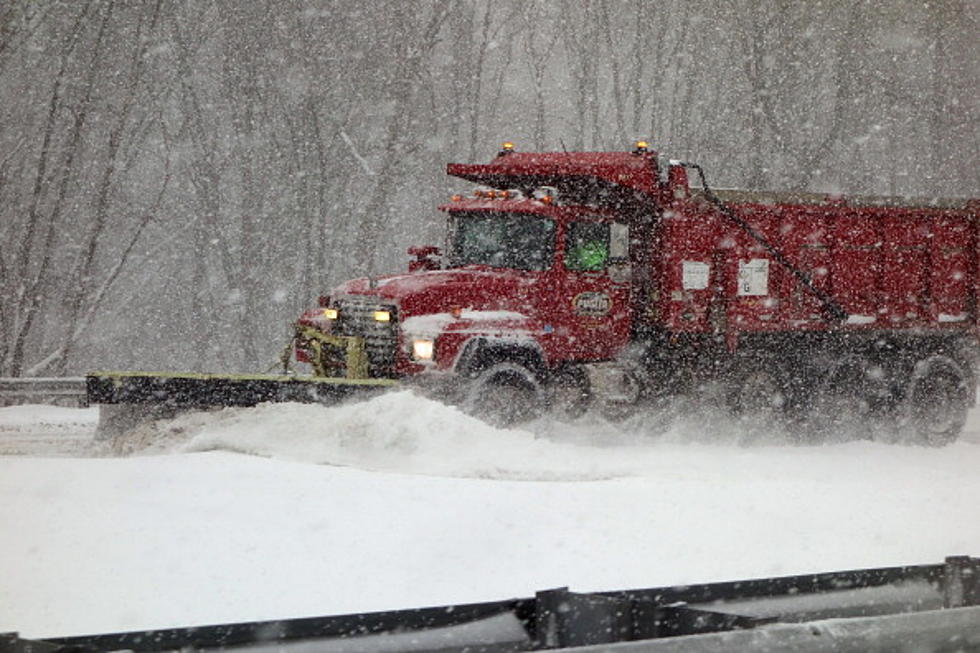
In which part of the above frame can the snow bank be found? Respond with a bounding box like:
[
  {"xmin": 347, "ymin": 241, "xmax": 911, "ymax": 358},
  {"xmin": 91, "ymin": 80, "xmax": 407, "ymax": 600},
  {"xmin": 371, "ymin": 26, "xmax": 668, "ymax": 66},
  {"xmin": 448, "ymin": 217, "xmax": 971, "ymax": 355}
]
[
  {"xmin": 1, "ymin": 396, "xmax": 979, "ymax": 639},
  {"xmin": 0, "ymin": 404, "xmax": 98, "ymax": 431},
  {"xmin": 121, "ymin": 390, "xmax": 978, "ymax": 483},
  {"xmin": 170, "ymin": 391, "xmax": 631, "ymax": 481}
]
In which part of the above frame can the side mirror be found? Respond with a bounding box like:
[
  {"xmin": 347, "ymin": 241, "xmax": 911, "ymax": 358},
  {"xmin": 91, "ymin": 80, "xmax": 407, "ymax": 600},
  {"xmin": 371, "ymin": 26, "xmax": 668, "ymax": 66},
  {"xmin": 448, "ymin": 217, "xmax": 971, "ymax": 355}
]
[{"xmin": 408, "ymin": 245, "xmax": 441, "ymax": 272}]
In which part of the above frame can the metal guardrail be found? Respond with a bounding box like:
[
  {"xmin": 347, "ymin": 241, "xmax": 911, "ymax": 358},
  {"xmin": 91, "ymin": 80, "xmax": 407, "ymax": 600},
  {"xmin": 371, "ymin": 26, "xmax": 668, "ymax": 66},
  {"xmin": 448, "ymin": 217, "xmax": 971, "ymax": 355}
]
[
  {"xmin": 0, "ymin": 377, "xmax": 87, "ymax": 407},
  {"xmin": 4, "ymin": 556, "xmax": 977, "ymax": 652}
]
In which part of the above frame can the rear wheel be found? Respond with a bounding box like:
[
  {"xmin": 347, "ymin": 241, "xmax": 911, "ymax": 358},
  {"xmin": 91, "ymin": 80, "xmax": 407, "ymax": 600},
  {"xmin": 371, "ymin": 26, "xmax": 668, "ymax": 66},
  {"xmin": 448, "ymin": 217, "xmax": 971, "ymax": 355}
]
[
  {"xmin": 463, "ymin": 362, "xmax": 543, "ymax": 428},
  {"xmin": 807, "ymin": 357, "xmax": 880, "ymax": 442},
  {"xmin": 727, "ymin": 364, "xmax": 787, "ymax": 437},
  {"xmin": 901, "ymin": 356, "xmax": 969, "ymax": 447}
]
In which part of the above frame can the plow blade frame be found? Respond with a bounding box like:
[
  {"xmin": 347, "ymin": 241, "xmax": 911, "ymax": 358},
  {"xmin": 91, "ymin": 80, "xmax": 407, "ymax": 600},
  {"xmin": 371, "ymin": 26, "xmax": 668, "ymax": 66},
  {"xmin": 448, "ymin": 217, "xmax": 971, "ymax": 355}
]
[
  {"xmin": 86, "ymin": 371, "xmax": 397, "ymax": 409},
  {"xmin": 85, "ymin": 372, "xmax": 399, "ymax": 437}
]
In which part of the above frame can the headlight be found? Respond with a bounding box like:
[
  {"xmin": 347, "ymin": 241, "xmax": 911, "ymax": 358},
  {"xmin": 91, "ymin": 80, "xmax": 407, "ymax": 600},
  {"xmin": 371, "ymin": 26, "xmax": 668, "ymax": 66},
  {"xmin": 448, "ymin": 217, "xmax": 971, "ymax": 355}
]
[
  {"xmin": 322, "ymin": 308, "xmax": 338, "ymax": 320},
  {"xmin": 412, "ymin": 338, "xmax": 434, "ymax": 361},
  {"xmin": 373, "ymin": 310, "xmax": 391, "ymax": 322}
]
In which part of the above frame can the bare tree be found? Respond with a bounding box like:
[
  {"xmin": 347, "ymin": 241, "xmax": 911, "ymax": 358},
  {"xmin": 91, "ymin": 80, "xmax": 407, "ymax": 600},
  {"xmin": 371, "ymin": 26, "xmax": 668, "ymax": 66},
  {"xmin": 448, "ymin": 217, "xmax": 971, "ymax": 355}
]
[
  {"xmin": 350, "ymin": 0, "xmax": 454, "ymax": 278},
  {"xmin": 1, "ymin": 0, "xmax": 976, "ymax": 377}
]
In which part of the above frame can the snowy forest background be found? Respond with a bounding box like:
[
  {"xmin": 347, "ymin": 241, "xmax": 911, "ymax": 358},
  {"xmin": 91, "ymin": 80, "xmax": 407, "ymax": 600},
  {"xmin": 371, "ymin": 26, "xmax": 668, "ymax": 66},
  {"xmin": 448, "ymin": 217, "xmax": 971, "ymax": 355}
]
[{"xmin": 1, "ymin": 0, "xmax": 977, "ymax": 377}]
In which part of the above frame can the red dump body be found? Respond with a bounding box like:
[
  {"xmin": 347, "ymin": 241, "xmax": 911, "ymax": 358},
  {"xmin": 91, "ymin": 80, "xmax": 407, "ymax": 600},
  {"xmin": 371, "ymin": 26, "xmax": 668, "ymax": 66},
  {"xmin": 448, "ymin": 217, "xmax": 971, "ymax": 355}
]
[{"xmin": 654, "ymin": 188, "xmax": 979, "ymax": 343}]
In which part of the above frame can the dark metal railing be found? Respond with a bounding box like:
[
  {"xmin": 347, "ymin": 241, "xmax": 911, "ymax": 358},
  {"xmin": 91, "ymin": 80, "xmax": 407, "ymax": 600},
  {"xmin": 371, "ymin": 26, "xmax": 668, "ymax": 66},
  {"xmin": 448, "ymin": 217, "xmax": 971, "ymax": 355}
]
[
  {"xmin": 0, "ymin": 377, "xmax": 87, "ymax": 407},
  {"xmin": 8, "ymin": 556, "xmax": 976, "ymax": 653}
]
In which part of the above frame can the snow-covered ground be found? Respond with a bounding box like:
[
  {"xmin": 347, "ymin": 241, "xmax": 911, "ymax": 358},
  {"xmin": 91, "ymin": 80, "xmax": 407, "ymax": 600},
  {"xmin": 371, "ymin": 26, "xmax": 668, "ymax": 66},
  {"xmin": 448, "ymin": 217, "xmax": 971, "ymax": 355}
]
[{"xmin": 2, "ymin": 392, "xmax": 979, "ymax": 639}]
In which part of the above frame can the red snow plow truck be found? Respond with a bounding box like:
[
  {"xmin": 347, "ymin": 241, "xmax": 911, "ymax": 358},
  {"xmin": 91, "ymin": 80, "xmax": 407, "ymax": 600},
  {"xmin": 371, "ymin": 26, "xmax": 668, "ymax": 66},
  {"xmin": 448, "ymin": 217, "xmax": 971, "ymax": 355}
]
[
  {"xmin": 294, "ymin": 141, "xmax": 980, "ymax": 441},
  {"xmin": 91, "ymin": 142, "xmax": 980, "ymax": 443}
]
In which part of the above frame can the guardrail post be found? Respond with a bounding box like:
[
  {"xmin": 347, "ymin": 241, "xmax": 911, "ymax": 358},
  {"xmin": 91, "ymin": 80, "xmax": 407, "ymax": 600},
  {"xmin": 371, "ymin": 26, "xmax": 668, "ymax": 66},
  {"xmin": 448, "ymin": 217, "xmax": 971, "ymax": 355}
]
[
  {"xmin": 944, "ymin": 555, "xmax": 980, "ymax": 608},
  {"xmin": 534, "ymin": 587, "xmax": 634, "ymax": 649}
]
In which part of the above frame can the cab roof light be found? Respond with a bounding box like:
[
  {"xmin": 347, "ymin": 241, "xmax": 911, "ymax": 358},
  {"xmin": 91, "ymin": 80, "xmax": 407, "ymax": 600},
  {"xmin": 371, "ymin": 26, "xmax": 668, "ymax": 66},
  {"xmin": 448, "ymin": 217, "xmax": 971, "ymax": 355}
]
[
  {"xmin": 498, "ymin": 141, "xmax": 515, "ymax": 157},
  {"xmin": 633, "ymin": 140, "xmax": 649, "ymax": 154},
  {"xmin": 533, "ymin": 186, "xmax": 558, "ymax": 204}
]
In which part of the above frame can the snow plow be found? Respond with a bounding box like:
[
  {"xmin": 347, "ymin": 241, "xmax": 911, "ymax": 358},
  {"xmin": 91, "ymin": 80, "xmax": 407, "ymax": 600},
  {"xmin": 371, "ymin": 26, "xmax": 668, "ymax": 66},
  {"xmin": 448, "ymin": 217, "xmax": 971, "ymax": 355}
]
[
  {"xmin": 85, "ymin": 325, "xmax": 396, "ymax": 436},
  {"xmin": 6, "ymin": 556, "xmax": 979, "ymax": 652},
  {"xmin": 86, "ymin": 142, "xmax": 980, "ymax": 440}
]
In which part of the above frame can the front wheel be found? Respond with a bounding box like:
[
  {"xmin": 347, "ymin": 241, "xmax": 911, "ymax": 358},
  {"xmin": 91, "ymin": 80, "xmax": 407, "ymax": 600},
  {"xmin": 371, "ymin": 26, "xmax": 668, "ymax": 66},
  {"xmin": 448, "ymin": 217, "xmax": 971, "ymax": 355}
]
[{"xmin": 462, "ymin": 363, "xmax": 543, "ymax": 428}]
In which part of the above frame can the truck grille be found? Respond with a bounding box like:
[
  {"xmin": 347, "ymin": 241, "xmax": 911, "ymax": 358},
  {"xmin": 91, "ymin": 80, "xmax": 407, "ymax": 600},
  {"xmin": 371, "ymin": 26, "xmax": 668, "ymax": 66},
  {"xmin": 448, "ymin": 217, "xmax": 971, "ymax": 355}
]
[{"xmin": 333, "ymin": 297, "xmax": 399, "ymax": 377}]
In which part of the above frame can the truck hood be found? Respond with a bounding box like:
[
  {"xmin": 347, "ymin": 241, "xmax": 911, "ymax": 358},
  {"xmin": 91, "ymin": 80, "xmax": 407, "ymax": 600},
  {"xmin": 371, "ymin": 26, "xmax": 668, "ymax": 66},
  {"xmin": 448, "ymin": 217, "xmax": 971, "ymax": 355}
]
[{"xmin": 332, "ymin": 267, "xmax": 541, "ymax": 320}]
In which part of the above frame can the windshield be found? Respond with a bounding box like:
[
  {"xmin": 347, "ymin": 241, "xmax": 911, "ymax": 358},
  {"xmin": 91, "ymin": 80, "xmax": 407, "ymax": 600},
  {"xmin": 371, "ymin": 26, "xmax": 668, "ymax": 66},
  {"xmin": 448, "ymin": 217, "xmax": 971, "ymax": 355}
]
[{"xmin": 447, "ymin": 211, "xmax": 556, "ymax": 271}]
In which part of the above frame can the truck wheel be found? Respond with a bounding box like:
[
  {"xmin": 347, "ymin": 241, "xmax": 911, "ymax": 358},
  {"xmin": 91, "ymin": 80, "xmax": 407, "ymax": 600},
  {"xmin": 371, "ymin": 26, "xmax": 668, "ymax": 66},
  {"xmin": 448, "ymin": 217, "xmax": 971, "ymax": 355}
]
[
  {"xmin": 901, "ymin": 356, "xmax": 969, "ymax": 446},
  {"xmin": 727, "ymin": 366, "xmax": 787, "ymax": 436},
  {"xmin": 463, "ymin": 362, "xmax": 543, "ymax": 428},
  {"xmin": 548, "ymin": 367, "xmax": 591, "ymax": 421},
  {"xmin": 808, "ymin": 357, "xmax": 877, "ymax": 442}
]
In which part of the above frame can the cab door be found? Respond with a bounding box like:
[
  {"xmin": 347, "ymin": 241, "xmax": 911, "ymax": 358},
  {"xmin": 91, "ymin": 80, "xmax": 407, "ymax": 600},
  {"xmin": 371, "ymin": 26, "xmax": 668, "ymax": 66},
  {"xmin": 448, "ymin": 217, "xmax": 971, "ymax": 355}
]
[{"xmin": 558, "ymin": 220, "xmax": 632, "ymax": 360}]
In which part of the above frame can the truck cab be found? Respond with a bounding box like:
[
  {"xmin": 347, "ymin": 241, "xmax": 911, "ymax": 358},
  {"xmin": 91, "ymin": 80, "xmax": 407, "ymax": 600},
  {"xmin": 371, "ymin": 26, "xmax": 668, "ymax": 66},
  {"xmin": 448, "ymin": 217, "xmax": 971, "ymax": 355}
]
[{"xmin": 295, "ymin": 145, "xmax": 663, "ymax": 423}]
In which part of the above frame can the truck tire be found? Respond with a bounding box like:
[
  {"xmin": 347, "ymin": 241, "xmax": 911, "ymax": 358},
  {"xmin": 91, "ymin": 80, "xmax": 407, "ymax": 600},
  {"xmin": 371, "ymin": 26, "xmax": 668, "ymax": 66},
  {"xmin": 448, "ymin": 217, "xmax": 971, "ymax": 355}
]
[
  {"xmin": 727, "ymin": 364, "xmax": 787, "ymax": 437},
  {"xmin": 901, "ymin": 355, "xmax": 969, "ymax": 446},
  {"xmin": 463, "ymin": 362, "xmax": 543, "ymax": 428},
  {"xmin": 808, "ymin": 356, "xmax": 878, "ymax": 442},
  {"xmin": 547, "ymin": 367, "xmax": 591, "ymax": 421}
]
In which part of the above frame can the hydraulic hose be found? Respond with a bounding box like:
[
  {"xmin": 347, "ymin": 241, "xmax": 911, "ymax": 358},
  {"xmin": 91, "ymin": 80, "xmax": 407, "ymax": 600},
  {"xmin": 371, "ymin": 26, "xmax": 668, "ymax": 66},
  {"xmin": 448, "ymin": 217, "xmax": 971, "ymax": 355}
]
[{"xmin": 678, "ymin": 161, "xmax": 849, "ymax": 323}]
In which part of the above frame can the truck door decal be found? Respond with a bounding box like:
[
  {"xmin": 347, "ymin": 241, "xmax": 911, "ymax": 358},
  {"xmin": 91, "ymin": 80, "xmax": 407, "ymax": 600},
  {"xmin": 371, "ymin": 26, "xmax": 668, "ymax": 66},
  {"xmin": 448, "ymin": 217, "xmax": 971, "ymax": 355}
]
[
  {"xmin": 738, "ymin": 259, "xmax": 770, "ymax": 296},
  {"xmin": 573, "ymin": 291, "xmax": 612, "ymax": 316},
  {"xmin": 682, "ymin": 261, "xmax": 710, "ymax": 290}
]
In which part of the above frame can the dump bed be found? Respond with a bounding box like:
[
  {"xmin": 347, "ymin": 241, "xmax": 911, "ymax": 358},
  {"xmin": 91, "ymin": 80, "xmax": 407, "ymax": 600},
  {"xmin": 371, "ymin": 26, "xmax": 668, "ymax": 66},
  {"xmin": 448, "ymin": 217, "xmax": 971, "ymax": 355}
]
[{"xmin": 653, "ymin": 188, "xmax": 979, "ymax": 337}]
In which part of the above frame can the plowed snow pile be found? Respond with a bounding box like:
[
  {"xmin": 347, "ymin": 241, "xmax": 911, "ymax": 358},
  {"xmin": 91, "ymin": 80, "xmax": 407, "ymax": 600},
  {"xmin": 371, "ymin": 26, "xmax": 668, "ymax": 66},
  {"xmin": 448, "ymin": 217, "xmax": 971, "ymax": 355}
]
[
  {"xmin": 162, "ymin": 391, "xmax": 655, "ymax": 480},
  {"xmin": 109, "ymin": 389, "xmax": 980, "ymax": 482}
]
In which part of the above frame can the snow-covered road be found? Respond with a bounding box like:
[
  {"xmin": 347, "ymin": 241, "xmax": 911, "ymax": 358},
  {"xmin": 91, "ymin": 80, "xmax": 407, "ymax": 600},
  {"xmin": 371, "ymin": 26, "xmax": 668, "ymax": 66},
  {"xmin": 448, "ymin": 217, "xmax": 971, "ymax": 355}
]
[{"xmin": 2, "ymin": 393, "xmax": 979, "ymax": 639}]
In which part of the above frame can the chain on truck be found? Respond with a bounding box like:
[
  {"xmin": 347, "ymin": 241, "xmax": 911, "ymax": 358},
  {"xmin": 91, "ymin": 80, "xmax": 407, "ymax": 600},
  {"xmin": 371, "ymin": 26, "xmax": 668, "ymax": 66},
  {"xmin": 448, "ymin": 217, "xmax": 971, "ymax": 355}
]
[{"xmin": 89, "ymin": 141, "xmax": 980, "ymax": 444}]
